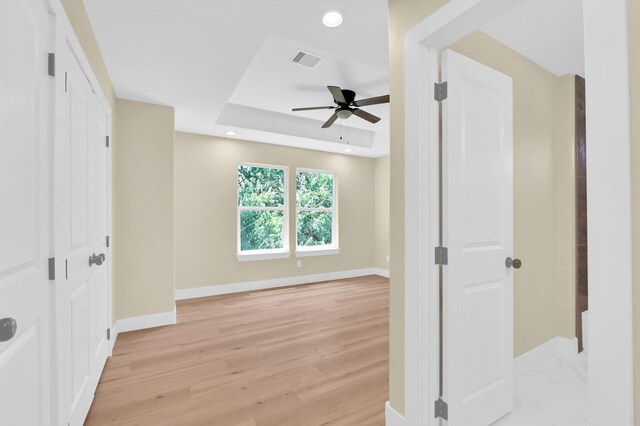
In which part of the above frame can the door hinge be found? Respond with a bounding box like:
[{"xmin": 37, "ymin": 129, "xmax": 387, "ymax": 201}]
[
  {"xmin": 48, "ymin": 53, "xmax": 55, "ymax": 76},
  {"xmin": 48, "ymin": 257, "xmax": 55, "ymax": 280},
  {"xmin": 107, "ymin": 328, "xmax": 111, "ymax": 340},
  {"xmin": 434, "ymin": 81, "xmax": 448, "ymax": 102},
  {"xmin": 64, "ymin": 72, "xmax": 68, "ymax": 93},
  {"xmin": 435, "ymin": 398, "xmax": 448, "ymax": 420},
  {"xmin": 106, "ymin": 136, "xmax": 110, "ymax": 148},
  {"xmin": 106, "ymin": 236, "xmax": 110, "ymax": 247},
  {"xmin": 435, "ymin": 246, "xmax": 448, "ymax": 265}
]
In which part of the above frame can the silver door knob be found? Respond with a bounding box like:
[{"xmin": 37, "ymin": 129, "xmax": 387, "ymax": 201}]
[
  {"xmin": 0, "ymin": 318, "xmax": 17, "ymax": 342},
  {"xmin": 89, "ymin": 253, "xmax": 106, "ymax": 267},
  {"xmin": 505, "ymin": 257, "xmax": 522, "ymax": 269}
]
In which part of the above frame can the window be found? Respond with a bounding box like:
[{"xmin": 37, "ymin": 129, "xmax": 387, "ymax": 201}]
[
  {"xmin": 296, "ymin": 169, "xmax": 338, "ymax": 256},
  {"xmin": 237, "ymin": 164, "xmax": 289, "ymax": 260}
]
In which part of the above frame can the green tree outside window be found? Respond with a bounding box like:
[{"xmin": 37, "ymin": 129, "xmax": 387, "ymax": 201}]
[
  {"xmin": 296, "ymin": 170, "xmax": 336, "ymax": 248},
  {"xmin": 237, "ymin": 165, "xmax": 287, "ymax": 252}
]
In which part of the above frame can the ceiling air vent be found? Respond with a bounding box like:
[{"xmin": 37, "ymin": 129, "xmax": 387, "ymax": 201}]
[{"xmin": 292, "ymin": 50, "xmax": 322, "ymax": 68}]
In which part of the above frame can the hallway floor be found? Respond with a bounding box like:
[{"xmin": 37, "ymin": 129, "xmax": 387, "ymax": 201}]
[{"xmin": 494, "ymin": 351, "xmax": 588, "ymax": 425}]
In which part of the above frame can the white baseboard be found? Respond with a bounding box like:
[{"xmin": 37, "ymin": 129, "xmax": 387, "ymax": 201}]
[
  {"xmin": 108, "ymin": 324, "xmax": 118, "ymax": 354},
  {"xmin": 385, "ymin": 401, "xmax": 405, "ymax": 426},
  {"xmin": 582, "ymin": 310, "xmax": 589, "ymax": 352},
  {"xmin": 114, "ymin": 307, "xmax": 177, "ymax": 334},
  {"xmin": 175, "ymin": 268, "xmax": 386, "ymax": 300},
  {"xmin": 374, "ymin": 268, "xmax": 390, "ymax": 278},
  {"xmin": 515, "ymin": 336, "xmax": 578, "ymax": 376}
]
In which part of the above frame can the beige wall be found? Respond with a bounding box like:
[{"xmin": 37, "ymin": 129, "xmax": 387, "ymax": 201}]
[
  {"xmin": 388, "ymin": 1, "xmax": 577, "ymax": 413},
  {"xmin": 375, "ymin": 156, "xmax": 391, "ymax": 270},
  {"xmin": 630, "ymin": 0, "xmax": 640, "ymax": 423},
  {"xmin": 555, "ymin": 74, "xmax": 578, "ymax": 346},
  {"xmin": 174, "ymin": 132, "xmax": 376, "ymax": 290},
  {"xmin": 114, "ymin": 100, "xmax": 176, "ymax": 320}
]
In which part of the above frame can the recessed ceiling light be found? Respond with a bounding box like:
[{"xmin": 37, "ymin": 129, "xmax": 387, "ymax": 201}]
[
  {"xmin": 322, "ymin": 10, "xmax": 344, "ymax": 28},
  {"xmin": 344, "ymin": 148, "xmax": 352, "ymax": 153},
  {"xmin": 225, "ymin": 130, "xmax": 236, "ymax": 136}
]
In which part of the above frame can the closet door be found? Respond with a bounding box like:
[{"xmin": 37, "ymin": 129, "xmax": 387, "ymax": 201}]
[
  {"xmin": 53, "ymin": 37, "xmax": 110, "ymax": 426},
  {"xmin": 0, "ymin": 0, "xmax": 53, "ymax": 424}
]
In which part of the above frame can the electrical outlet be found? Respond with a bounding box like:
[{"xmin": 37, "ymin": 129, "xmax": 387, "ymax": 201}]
[
  {"xmin": 297, "ymin": 260, "xmax": 302, "ymax": 268},
  {"xmin": 386, "ymin": 255, "xmax": 390, "ymax": 263}
]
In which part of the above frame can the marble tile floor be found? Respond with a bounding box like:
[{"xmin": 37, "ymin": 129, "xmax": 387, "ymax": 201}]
[{"xmin": 493, "ymin": 351, "xmax": 588, "ymax": 425}]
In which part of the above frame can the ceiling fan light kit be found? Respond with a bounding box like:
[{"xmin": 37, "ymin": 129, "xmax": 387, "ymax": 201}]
[
  {"xmin": 292, "ymin": 85, "xmax": 390, "ymax": 128},
  {"xmin": 337, "ymin": 109, "xmax": 352, "ymax": 119}
]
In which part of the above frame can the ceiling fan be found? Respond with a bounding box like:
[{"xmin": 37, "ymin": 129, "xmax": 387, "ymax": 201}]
[{"xmin": 292, "ymin": 86, "xmax": 390, "ymax": 128}]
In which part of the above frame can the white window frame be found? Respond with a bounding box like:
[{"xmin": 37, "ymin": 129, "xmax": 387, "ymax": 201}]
[
  {"xmin": 295, "ymin": 168, "xmax": 339, "ymax": 257},
  {"xmin": 236, "ymin": 163, "xmax": 290, "ymax": 262}
]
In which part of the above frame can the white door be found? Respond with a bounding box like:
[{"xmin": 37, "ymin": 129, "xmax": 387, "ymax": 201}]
[
  {"xmin": 441, "ymin": 49, "xmax": 514, "ymax": 426},
  {"xmin": 0, "ymin": 0, "xmax": 53, "ymax": 424},
  {"xmin": 53, "ymin": 39, "xmax": 110, "ymax": 426}
]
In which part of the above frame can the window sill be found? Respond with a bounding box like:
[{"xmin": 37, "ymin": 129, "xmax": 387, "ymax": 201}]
[
  {"xmin": 236, "ymin": 250, "xmax": 291, "ymax": 262},
  {"xmin": 295, "ymin": 247, "xmax": 340, "ymax": 258}
]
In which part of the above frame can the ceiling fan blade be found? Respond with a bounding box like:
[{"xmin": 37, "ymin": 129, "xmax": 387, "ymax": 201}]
[
  {"xmin": 353, "ymin": 94, "xmax": 390, "ymax": 107},
  {"xmin": 327, "ymin": 86, "xmax": 347, "ymax": 104},
  {"xmin": 322, "ymin": 112, "xmax": 339, "ymax": 128},
  {"xmin": 292, "ymin": 106, "xmax": 335, "ymax": 112},
  {"xmin": 353, "ymin": 108, "xmax": 381, "ymax": 124}
]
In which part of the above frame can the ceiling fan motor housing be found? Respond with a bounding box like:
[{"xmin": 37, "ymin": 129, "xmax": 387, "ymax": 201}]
[{"xmin": 337, "ymin": 89, "xmax": 356, "ymax": 106}]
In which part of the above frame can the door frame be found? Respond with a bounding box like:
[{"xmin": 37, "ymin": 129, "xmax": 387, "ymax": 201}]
[
  {"xmin": 403, "ymin": 0, "xmax": 634, "ymax": 425},
  {"xmin": 48, "ymin": 0, "xmax": 114, "ymax": 423}
]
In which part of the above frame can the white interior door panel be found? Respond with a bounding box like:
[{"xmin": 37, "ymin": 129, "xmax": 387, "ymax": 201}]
[
  {"xmin": 442, "ymin": 49, "xmax": 514, "ymax": 426},
  {"xmin": 54, "ymin": 38, "xmax": 110, "ymax": 426},
  {"xmin": 0, "ymin": 0, "xmax": 53, "ymax": 424}
]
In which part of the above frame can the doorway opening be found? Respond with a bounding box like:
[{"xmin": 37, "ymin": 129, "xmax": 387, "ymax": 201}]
[{"xmin": 403, "ymin": 0, "xmax": 633, "ymax": 425}]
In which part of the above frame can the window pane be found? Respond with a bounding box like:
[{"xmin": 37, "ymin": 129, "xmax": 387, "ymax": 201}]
[
  {"xmin": 297, "ymin": 211, "xmax": 332, "ymax": 247},
  {"xmin": 240, "ymin": 210, "xmax": 284, "ymax": 251},
  {"xmin": 238, "ymin": 165, "xmax": 285, "ymax": 207},
  {"xmin": 296, "ymin": 171, "xmax": 333, "ymax": 208}
]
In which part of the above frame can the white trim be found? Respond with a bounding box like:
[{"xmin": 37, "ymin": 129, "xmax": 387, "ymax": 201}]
[
  {"xmin": 295, "ymin": 247, "xmax": 340, "ymax": 257},
  {"xmin": 385, "ymin": 401, "xmax": 406, "ymax": 426},
  {"xmin": 113, "ymin": 308, "xmax": 177, "ymax": 334},
  {"xmin": 583, "ymin": 1, "xmax": 634, "ymax": 424},
  {"xmin": 404, "ymin": 0, "xmax": 634, "ymax": 424},
  {"xmin": 514, "ymin": 337, "xmax": 578, "ymax": 377},
  {"xmin": 373, "ymin": 268, "xmax": 390, "ymax": 278},
  {"xmin": 582, "ymin": 310, "xmax": 589, "ymax": 353},
  {"xmin": 407, "ymin": 0, "xmax": 527, "ymax": 50},
  {"xmin": 236, "ymin": 250, "xmax": 291, "ymax": 262},
  {"xmin": 175, "ymin": 268, "xmax": 381, "ymax": 300},
  {"xmin": 404, "ymin": 32, "xmax": 441, "ymax": 426},
  {"xmin": 108, "ymin": 327, "xmax": 118, "ymax": 354}
]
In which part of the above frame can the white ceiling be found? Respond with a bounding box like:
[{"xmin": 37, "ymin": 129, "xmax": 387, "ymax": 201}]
[
  {"xmin": 84, "ymin": 0, "xmax": 585, "ymax": 158},
  {"xmin": 480, "ymin": 0, "xmax": 585, "ymax": 77},
  {"xmin": 83, "ymin": 0, "xmax": 391, "ymax": 157}
]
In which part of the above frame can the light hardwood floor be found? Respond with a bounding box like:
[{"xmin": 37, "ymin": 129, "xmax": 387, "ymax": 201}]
[{"xmin": 86, "ymin": 275, "xmax": 389, "ymax": 425}]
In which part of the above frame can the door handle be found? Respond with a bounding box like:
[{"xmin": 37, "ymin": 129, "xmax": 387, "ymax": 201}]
[
  {"xmin": 89, "ymin": 253, "xmax": 106, "ymax": 267},
  {"xmin": 0, "ymin": 318, "xmax": 17, "ymax": 343},
  {"xmin": 505, "ymin": 257, "xmax": 522, "ymax": 269}
]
